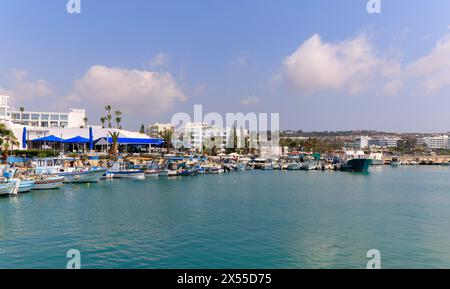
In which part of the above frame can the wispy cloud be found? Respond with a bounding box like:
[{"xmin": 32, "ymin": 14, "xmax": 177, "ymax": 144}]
[
  {"xmin": 407, "ymin": 33, "xmax": 450, "ymax": 94},
  {"xmin": 148, "ymin": 52, "xmax": 172, "ymax": 69},
  {"xmin": 0, "ymin": 69, "xmax": 54, "ymax": 107}
]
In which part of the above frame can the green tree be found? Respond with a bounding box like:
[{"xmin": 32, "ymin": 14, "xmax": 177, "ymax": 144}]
[
  {"xmin": 0, "ymin": 123, "xmax": 19, "ymax": 162},
  {"xmin": 115, "ymin": 117, "xmax": 122, "ymax": 129},
  {"xmin": 100, "ymin": 117, "xmax": 106, "ymax": 128},
  {"xmin": 105, "ymin": 105, "xmax": 112, "ymax": 128},
  {"xmin": 158, "ymin": 128, "xmax": 175, "ymax": 153},
  {"xmin": 114, "ymin": 111, "xmax": 122, "ymax": 128},
  {"xmin": 140, "ymin": 124, "xmax": 145, "ymax": 134},
  {"xmin": 108, "ymin": 131, "xmax": 120, "ymax": 161}
]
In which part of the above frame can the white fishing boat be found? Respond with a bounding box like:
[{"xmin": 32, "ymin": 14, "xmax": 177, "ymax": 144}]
[
  {"xmin": 108, "ymin": 162, "xmax": 145, "ymax": 180},
  {"xmin": 33, "ymin": 157, "xmax": 107, "ymax": 183},
  {"xmin": 158, "ymin": 170, "xmax": 169, "ymax": 177},
  {"xmin": 58, "ymin": 167, "xmax": 107, "ymax": 183},
  {"xmin": 369, "ymin": 152, "xmax": 385, "ymax": 165},
  {"xmin": 32, "ymin": 176, "xmax": 65, "ymax": 190},
  {"xmin": 287, "ymin": 163, "xmax": 300, "ymax": 170},
  {"xmin": 0, "ymin": 181, "xmax": 19, "ymax": 197},
  {"xmin": 253, "ymin": 158, "xmax": 274, "ymax": 170},
  {"xmin": 144, "ymin": 169, "xmax": 159, "ymax": 177},
  {"xmin": 262, "ymin": 160, "xmax": 274, "ymax": 170},
  {"xmin": 167, "ymin": 170, "xmax": 178, "ymax": 177},
  {"xmin": 18, "ymin": 180, "xmax": 35, "ymax": 193},
  {"xmin": 236, "ymin": 163, "xmax": 246, "ymax": 171}
]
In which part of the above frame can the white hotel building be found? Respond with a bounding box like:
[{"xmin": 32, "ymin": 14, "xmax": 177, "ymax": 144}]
[
  {"xmin": 0, "ymin": 95, "xmax": 152, "ymax": 150},
  {"xmin": 417, "ymin": 135, "xmax": 450, "ymax": 149},
  {"xmin": 1, "ymin": 95, "xmax": 86, "ymax": 129}
]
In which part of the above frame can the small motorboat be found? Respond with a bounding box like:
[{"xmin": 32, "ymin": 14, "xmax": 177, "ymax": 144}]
[
  {"xmin": 144, "ymin": 169, "xmax": 159, "ymax": 178},
  {"xmin": 108, "ymin": 162, "xmax": 145, "ymax": 180},
  {"xmin": 0, "ymin": 181, "xmax": 19, "ymax": 197},
  {"xmin": 58, "ymin": 167, "xmax": 108, "ymax": 183},
  {"xmin": 18, "ymin": 180, "xmax": 35, "ymax": 193},
  {"xmin": 32, "ymin": 176, "xmax": 64, "ymax": 190}
]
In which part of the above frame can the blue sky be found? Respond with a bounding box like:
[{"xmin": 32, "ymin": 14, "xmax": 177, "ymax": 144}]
[{"xmin": 1, "ymin": 0, "xmax": 450, "ymax": 132}]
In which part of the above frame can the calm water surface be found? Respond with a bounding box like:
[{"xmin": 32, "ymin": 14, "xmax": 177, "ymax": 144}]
[{"xmin": 1, "ymin": 166, "xmax": 450, "ymax": 268}]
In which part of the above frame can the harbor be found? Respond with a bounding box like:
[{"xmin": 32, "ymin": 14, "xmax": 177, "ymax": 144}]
[
  {"xmin": 2, "ymin": 0, "xmax": 450, "ymax": 271},
  {"xmin": 0, "ymin": 149, "xmax": 432, "ymax": 198},
  {"xmin": 2, "ymin": 165, "xmax": 450, "ymax": 268}
]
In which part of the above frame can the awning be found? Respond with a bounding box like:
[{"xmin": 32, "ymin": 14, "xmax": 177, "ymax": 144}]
[
  {"xmin": 104, "ymin": 137, "xmax": 164, "ymax": 145},
  {"xmin": 62, "ymin": 136, "xmax": 90, "ymax": 143},
  {"xmin": 32, "ymin": 135, "xmax": 63, "ymax": 142},
  {"xmin": 94, "ymin": 138, "xmax": 110, "ymax": 146}
]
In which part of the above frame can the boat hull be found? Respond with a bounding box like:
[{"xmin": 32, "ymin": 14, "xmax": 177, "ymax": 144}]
[
  {"xmin": 18, "ymin": 180, "xmax": 35, "ymax": 193},
  {"xmin": 144, "ymin": 170, "xmax": 159, "ymax": 177},
  {"xmin": 341, "ymin": 159, "xmax": 372, "ymax": 172},
  {"xmin": 287, "ymin": 163, "xmax": 300, "ymax": 170},
  {"xmin": 59, "ymin": 169, "xmax": 107, "ymax": 183},
  {"xmin": 110, "ymin": 171, "xmax": 145, "ymax": 180},
  {"xmin": 33, "ymin": 177, "xmax": 65, "ymax": 190},
  {"xmin": 0, "ymin": 182, "xmax": 16, "ymax": 196},
  {"xmin": 370, "ymin": 159, "xmax": 385, "ymax": 165}
]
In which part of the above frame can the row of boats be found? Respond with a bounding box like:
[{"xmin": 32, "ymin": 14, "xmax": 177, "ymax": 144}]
[{"xmin": 0, "ymin": 151, "xmax": 375, "ymax": 197}]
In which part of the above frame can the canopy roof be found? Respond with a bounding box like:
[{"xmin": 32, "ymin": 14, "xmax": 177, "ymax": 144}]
[
  {"xmin": 32, "ymin": 135, "xmax": 63, "ymax": 142},
  {"xmin": 102, "ymin": 137, "xmax": 164, "ymax": 145},
  {"xmin": 62, "ymin": 136, "xmax": 90, "ymax": 143}
]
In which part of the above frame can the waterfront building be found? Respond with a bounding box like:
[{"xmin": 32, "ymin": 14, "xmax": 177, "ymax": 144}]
[
  {"xmin": 385, "ymin": 137, "xmax": 401, "ymax": 148},
  {"xmin": 174, "ymin": 122, "xmax": 250, "ymax": 152},
  {"xmin": 0, "ymin": 95, "xmax": 86, "ymax": 128},
  {"xmin": 417, "ymin": 135, "xmax": 449, "ymax": 149},
  {"xmin": 368, "ymin": 137, "xmax": 401, "ymax": 148},
  {"xmin": 356, "ymin": 136, "xmax": 369, "ymax": 149},
  {"xmin": 0, "ymin": 95, "xmax": 159, "ymax": 151},
  {"xmin": 147, "ymin": 122, "xmax": 175, "ymax": 138}
]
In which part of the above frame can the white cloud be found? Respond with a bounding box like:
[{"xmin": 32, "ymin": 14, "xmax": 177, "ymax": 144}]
[
  {"xmin": 60, "ymin": 65, "xmax": 186, "ymax": 115},
  {"xmin": 148, "ymin": 52, "xmax": 172, "ymax": 69},
  {"xmin": 407, "ymin": 33, "xmax": 450, "ymax": 94},
  {"xmin": 0, "ymin": 69, "xmax": 54, "ymax": 106},
  {"xmin": 240, "ymin": 96, "xmax": 260, "ymax": 106},
  {"xmin": 282, "ymin": 34, "xmax": 399, "ymax": 95}
]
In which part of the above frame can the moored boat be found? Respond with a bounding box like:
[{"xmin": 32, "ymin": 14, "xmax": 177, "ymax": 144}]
[
  {"xmin": 144, "ymin": 169, "xmax": 159, "ymax": 177},
  {"xmin": 108, "ymin": 162, "xmax": 145, "ymax": 180},
  {"xmin": 287, "ymin": 163, "xmax": 300, "ymax": 170},
  {"xmin": 0, "ymin": 181, "xmax": 19, "ymax": 197},
  {"xmin": 341, "ymin": 151, "xmax": 372, "ymax": 172},
  {"xmin": 32, "ymin": 176, "xmax": 65, "ymax": 190},
  {"xmin": 18, "ymin": 180, "xmax": 35, "ymax": 193},
  {"xmin": 369, "ymin": 152, "xmax": 385, "ymax": 165},
  {"xmin": 58, "ymin": 167, "xmax": 107, "ymax": 183}
]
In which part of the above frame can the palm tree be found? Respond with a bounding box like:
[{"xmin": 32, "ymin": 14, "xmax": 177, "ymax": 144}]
[
  {"xmin": 100, "ymin": 117, "xmax": 106, "ymax": 128},
  {"xmin": 108, "ymin": 131, "xmax": 120, "ymax": 161},
  {"xmin": 115, "ymin": 117, "xmax": 122, "ymax": 129},
  {"xmin": 158, "ymin": 128, "xmax": 174, "ymax": 153},
  {"xmin": 0, "ymin": 124, "xmax": 18, "ymax": 162},
  {"xmin": 83, "ymin": 117, "xmax": 88, "ymax": 128},
  {"xmin": 114, "ymin": 111, "xmax": 122, "ymax": 128},
  {"xmin": 105, "ymin": 105, "xmax": 112, "ymax": 128},
  {"xmin": 19, "ymin": 106, "xmax": 25, "ymax": 123}
]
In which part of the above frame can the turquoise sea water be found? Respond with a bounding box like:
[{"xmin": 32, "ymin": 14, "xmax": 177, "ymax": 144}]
[{"xmin": 1, "ymin": 166, "xmax": 450, "ymax": 269}]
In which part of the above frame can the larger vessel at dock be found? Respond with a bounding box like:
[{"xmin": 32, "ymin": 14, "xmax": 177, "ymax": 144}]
[{"xmin": 340, "ymin": 151, "xmax": 372, "ymax": 172}]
